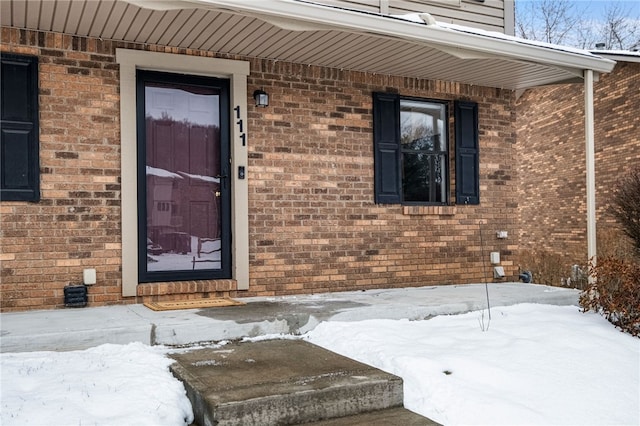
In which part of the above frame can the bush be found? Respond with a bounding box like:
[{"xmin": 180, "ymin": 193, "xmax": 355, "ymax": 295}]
[
  {"xmin": 611, "ymin": 166, "xmax": 640, "ymax": 256},
  {"xmin": 597, "ymin": 227, "xmax": 636, "ymax": 261},
  {"xmin": 579, "ymin": 257, "xmax": 640, "ymax": 337},
  {"xmin": 518, "ymin": 249, "xmax": 588, "ymax": 289}
]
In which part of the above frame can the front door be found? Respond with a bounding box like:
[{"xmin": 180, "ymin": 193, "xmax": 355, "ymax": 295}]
[{"xmin": 137, "ymin": 71, "xmax": 231, "ymax": 282}]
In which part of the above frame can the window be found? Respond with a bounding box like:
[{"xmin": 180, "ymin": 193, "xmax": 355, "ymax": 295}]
[
  {"xmin": 373, "ymin": 93, "xmax": 479, "ymax": 205},
  {"xmin": 1, "ymin": 53, "xmax": 39, "ymax": 202},
  {"xmin": 400, "ymin": 99, "xmax": 448, "ymax": 203}
]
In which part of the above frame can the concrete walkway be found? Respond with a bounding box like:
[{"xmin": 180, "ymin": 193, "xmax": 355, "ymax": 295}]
[
  {"xmin": 169, "ymin": 339, "xmax": 436, "ymax": 425},
  {"xmin": 0, "ymin": 283, "xmax": 580, "ymax": 353}
]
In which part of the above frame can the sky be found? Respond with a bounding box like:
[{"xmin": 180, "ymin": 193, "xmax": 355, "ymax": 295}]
[
  {"xmin": 2, "ymin": 303, "xmax": 638, "ymax": 425},
  {"xmin": 572, "ymin": 0, "xmax": 639, "ymax": 18},
  {"xmin": 515, "ymin": 0, "xmax": 640, "ymax": 48},
  {"xmin": 517, "ymin": 0, "xmax": 640, "ymax": 20}
]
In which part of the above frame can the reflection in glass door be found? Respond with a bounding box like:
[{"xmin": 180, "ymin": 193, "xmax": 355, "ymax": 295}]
[{"xmin": 137, "ymin": 71, "xmax": 230, "ymax": 282}]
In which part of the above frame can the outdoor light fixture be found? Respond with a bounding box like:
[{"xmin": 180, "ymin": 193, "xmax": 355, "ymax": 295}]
[{"xmin": 253, "ymin": 89, "xmax": 269, "ymax": 107}]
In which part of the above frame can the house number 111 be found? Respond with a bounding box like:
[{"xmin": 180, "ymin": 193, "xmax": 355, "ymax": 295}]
[{"xmin": 233, "ymin": 105, "xmax": 246, "ymax": 146}]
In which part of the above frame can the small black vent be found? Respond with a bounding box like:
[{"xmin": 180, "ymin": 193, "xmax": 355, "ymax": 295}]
[{"xmin": 64, "ymin": 284, "xmax": 88, "ymax": 307}]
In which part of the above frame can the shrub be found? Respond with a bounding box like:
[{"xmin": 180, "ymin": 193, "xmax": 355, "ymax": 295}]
[
  {"xmin": 518, "ymin": 249, "xmax": 588, "ymax": 289},
  {"xmin": 579, "ymin": 257, "xmax": 640, "ymax": 337},
  {"xmin": 597, "ymin": 227, "xmax": 636, "ymax": 261},
  {"xmin": 611, "ymin": 166, "xmax": 640, "ymax": 256}
]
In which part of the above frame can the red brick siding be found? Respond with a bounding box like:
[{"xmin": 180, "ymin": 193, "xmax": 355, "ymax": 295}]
[
  {"xmin": 1, "ymin": 28, "xmax": 520, "ymax": 311},
  {"xmin": 244, "ymin": 62, "xmax": 519, "ymax": 296},
  {"xmin": 516, "ymin": 61, "xmax": 640, "ymax": 260}
]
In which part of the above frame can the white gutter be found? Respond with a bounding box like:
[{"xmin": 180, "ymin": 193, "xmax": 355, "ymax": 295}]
[
  {"xmin": 128, "ymin": 0, "xmax": 616, "ymax": 75},
  {"xmin": 584, "ymin": 70, "xmax": 597, "ymax": 281},
  {"xmin": 589, "ymin": 50, "xmax": 640, "ymax": 64}
]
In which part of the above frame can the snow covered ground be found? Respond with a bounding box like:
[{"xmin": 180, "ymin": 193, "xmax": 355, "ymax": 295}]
[
  {"xmin": 1, "ymin": 343, "xmax": 194, "ymax": 426},
  {"xmin": 147, "ymin": 236, "xmax": 221, "ymax": 272},
  {"xmin": 1, "ymin": 304, "xmax": 638, "ymax": 425},
  {"xmin": 307, "ymin": 304, "xmax": 640, "ymax": 425}
]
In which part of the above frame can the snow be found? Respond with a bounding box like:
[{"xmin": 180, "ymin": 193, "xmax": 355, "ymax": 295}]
[
  {"xmin": 593, "ymin": 50, "xmax": 640, "ymax": 57},
  {"xmin": 148, "ymin": 236, "xmax": 221, "ymax": 271},
  {"xmin": 145, "ymin": 165, "xmax": 183, "ymax": 180},
  {"xmin": 306, "ymin": 304, "xmax": 640, "ymax": 425},
  {"xmin": 176, "ymin": 171, "xmax": 221, "ymax": 184},
  {"xmin": 145, "ymin": 167, "xmax": 222, "ymax": 184},
  {"xmin": 1, "ymin": 342, "xmax": 193, "ymax": 426},
  {"xmin": 2, "ymin": 304, "xmax": 638, "ymax": 425},
  {"xmin": 390, "ymin": 13, "xmax": 606, "ymax": 58}
]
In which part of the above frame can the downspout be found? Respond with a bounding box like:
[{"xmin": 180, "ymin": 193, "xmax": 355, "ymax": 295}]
[{"xmin": 584, "ymin": 69, "xmax": 597, "ymax": 282}]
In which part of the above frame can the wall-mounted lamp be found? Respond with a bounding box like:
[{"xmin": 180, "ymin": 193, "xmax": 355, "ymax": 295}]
[{"xmin": 253, "ymin": 89, "xmax": 269, "ymax": 108}]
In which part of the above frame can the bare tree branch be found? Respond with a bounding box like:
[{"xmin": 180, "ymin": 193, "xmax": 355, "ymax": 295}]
[{"xmin": 516, "ymin": 0, "xmax": 640, "ymax": 50}]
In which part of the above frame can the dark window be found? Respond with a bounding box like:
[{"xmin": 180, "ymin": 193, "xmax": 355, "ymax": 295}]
[
  {"xmin": 373, "ymin": 93, "xmax": 479, "ymax": 205},
  {"xmin": 1, "ymin": 53, "xmax": 40, "ymax": 202}
]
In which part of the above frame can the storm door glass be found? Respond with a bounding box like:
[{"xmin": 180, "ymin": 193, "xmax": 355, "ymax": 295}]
[{"xmin": 137, "ymin": 71, "xmax": 230, "ymax": 282}]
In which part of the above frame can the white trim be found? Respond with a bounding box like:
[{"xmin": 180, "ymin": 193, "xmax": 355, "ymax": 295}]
[
  {"xmin": 503, "ymin": 0, "xmax": 515, "ymax": 36},
  {"xmin": 115, "ymin": 49, "xmax": 250, "ymax": 297},
  {"xmin": 128, "ymin": 0, "xmax": 615, "ymax": 74},
  {"xmin": 589, "ymin": 51, "xmax": 640, "ymax": 64},
  {"xmin": 584, "ymin": 69, "xmax": 597, "ymax": 282},
  {"xmin": 379, "ymin": 0, "xmax": 389, "ymax": 14}
]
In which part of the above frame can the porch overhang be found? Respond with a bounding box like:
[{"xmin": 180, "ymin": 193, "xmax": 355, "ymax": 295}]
[
  {"xmin": 127, "ymin": 0, "xmax": 616, "ymax": 89},
  {"xmin": 1, "ymin": 0, "xmax": 616, "ymax": 90}
]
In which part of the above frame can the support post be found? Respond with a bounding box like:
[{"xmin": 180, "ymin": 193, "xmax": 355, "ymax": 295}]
[{"xmin": 584, "ymin": 69, "xmax": 597, "ymax": 282}]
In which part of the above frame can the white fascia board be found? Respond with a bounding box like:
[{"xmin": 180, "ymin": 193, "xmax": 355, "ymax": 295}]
[
  {"xmin": 590, "ymin": 51, "xmax": 640, "ymax": 64},
  {"xmin": 134, "ymin": 0, "xmax": 616, "ymax": 75}
]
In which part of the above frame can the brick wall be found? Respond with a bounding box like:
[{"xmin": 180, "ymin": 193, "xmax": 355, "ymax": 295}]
[
  {"xmin": 516, "ymin": 60, "xmax": 640, "ymax": 262},
  {"xmin": 1, "ymin": 29, "xmax": 124, "ymax": 310},
  {"xmin": 1, "ymin": 28, "xmax": 520, "ymax": 311},
  {"xmin": 244, "ymin": 62, "xmax": 520, "ymax": 296}
]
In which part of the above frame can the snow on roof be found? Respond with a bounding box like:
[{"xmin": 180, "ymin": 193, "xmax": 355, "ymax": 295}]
[
  {"xmin": 390, "ymin": 13, "xmax": 604, "ymax": 60},
  {"xmin": 589, "ymin": 50, "xmax": 640, "ymax": 63}
]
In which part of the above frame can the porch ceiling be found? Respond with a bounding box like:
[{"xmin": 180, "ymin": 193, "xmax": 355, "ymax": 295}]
[{"xmin": 1, "ymin": 0, "xmax": 616, "ymax": 90}]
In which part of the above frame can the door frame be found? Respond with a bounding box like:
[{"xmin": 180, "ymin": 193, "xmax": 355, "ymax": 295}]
[{"xmin": 116, "ymin": 49, "xmax": 250, "ymax": 297}]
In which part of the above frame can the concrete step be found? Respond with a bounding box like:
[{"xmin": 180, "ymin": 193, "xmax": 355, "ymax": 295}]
[
  {"xmin": 169, "ymin": 339, "xmax": 427, "ymax": 426},
  {"xmin": 305, "ymin": 407, "xmax": 440, "ymax": 425}
]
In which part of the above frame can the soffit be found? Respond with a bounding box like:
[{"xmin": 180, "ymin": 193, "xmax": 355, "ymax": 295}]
[{"xmin": 0, "ymin": 0, "xmax": 615, "ymax": 90}]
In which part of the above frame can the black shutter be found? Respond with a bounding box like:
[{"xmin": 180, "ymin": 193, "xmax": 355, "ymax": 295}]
[
  {"xmin": 1, "ymin": 53, "xmax": 40, "ymax": 202},
  {"xmin": 373, "ymin": 92, "xmax": 401, "ymax": 204},
  {"xmin": 455, "ymin": 100, "xmax": 479, "ymax": 205}
]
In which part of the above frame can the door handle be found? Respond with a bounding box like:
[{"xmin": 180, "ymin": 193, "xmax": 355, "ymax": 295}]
[{"xmin": 214, "ymin": 169, "xmax": 229, "ymax": 189}]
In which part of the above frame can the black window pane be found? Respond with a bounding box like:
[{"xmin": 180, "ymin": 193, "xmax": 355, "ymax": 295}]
[
  {"xmin": 402, "ymin": 153, "xmax": 431, "ymax": 202},
  {"xmin": 434, "ymin": 154, "xmax": 447, "ymax": 203},
  {"xmin": 401, "ymin": 100, "xmax": 446, "ymax": 153}
]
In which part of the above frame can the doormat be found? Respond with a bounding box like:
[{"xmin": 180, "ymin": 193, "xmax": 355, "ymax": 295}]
[{"xmin": 144, "ymin": 298, "xmax": 245, "ymax": 311}]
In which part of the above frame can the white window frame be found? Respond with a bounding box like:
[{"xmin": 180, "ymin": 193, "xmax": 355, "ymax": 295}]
[{"xmin": 116, "ymin": 49, "xmax": 250, "ymax": 297}]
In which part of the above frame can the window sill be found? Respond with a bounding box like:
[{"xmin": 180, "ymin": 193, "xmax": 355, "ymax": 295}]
[{"xmin": 403, "ymin": 205, "xmax": 457, "ymax": 216}]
